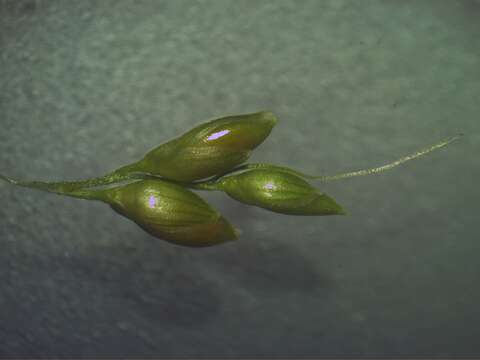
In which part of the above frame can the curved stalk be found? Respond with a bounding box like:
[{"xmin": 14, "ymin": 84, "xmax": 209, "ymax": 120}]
[{"xmin": 220, "ymin": 134, "xmax": 463, "ymax": 182}]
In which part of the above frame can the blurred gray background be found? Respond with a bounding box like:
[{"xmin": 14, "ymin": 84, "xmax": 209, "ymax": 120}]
[{"xmin": 0, "ymin": 0, "xmax": 478, "ymax": 357}]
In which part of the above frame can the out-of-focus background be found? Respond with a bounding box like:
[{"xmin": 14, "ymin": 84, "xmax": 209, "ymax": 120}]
[{"xmin": 0, "ymin": 0, "xmax": 478, "ymax": 357}]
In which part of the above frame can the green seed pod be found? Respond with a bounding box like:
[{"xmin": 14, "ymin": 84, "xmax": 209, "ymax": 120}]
[
  {"xmin": 135, "ymin": 111, "xmax": 278, "ymax": 181},
  {"xmin": 207, "ymin": 168, "xmax": 346, "ymax": 216},
  {"xmin": 102, "ymin": 179, "xmax": 239, "ymax": 247}
]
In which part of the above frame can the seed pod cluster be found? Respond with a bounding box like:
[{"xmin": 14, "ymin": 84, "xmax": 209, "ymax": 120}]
[{"xmin": 1, "ymin": 111, "xmax": 461, "ymax": 247}]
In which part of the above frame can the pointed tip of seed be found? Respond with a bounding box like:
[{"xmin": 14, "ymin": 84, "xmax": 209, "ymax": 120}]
[
  {"xmin": 307, "ymin": 193, "xmax": 347, "ymax": 216},
  {"xmin": 257, "ymin": 110, "xmax": 278, "ymax": 127},
  {"xmin": 233, "ymin": 226, "xmax": 242, "ymax": 238},
  {"xmin": 216, "ymin": 216, "xmax": 240, "ymax": 242}
]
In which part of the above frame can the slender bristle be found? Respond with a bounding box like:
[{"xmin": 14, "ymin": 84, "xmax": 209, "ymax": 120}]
[{"xmin": 316, "ymin": 133, "xmax": 463, "ymax": 182}]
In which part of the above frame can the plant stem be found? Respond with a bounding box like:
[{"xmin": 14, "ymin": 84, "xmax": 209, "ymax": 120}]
[
  {"xmin": 228, "ymin": 134, "xmax": 463, "ymax": 182},
  {"xmin": 0, "ymin": 173, "xmax": 108, "ymax": 201}
]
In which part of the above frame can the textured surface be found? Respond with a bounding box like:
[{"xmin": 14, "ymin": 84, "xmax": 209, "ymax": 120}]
[{"xmin": 0, "ymin": 0, "xmax": 479, "ymax": 357}]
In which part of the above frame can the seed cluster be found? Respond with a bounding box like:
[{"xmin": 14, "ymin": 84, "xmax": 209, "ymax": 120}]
[{"xmin": 0, "ymin": 111, "xmax": 461, "ymax": 247}]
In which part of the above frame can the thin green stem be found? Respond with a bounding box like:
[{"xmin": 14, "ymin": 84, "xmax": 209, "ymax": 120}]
[
  {"xmin": 219, "ymin": 134, "xmax": 463, "ymax": 182},
  {"xmin": 187, "ymin": 181, "xmax": 220, "ymax": 191},
  {"xmin": 0, "ymin": 162, "xmax": 143, "ymax": 194},
  {"xmin": 316, "ymin": 134, "xmax": 463, "ymax": 182},
  {"xmin": 0, "ymin": 174, "xmax": 109, "ymax": 201},
  {"xmin": 51, "ymin": 162, "xmax": 142, "ymax": 190}
]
